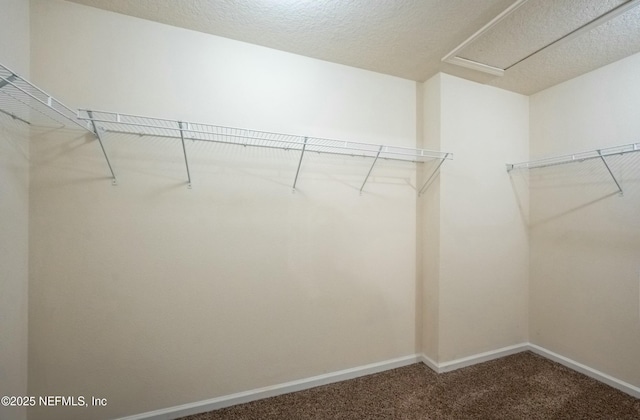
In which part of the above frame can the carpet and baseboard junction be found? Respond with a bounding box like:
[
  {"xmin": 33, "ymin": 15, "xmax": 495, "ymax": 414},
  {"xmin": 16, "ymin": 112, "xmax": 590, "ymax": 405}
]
[{"xmin": 118, "ymin": 343, "xmax": 640, "ymax": 420}]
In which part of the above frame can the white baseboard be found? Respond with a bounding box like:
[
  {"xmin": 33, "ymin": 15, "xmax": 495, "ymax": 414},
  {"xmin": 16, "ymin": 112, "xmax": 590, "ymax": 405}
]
[
  {"xmin": 419, "ymin": 343, "xmax": 529, "ymax": 373},
  {"xmin": 421, "ymin": 343, "xmax": 639, "ymax": 398},
  {"xmin": 419, "ymin": 353, "xmax": 439, "ymax": 372},
  {"xmin": 119, "ymin": 344, "xmax": 640, "ymax": 419},
  {"xmin": 116, "ymin": 354, "xmax": 420, "ymax": 420},
  {"xmin": 527, "ymin": 343, "xmax": 640, "ymax": 399},
  {"xmin": 438, "ymin": 343, "xmax": 530, "ymax": 373}
]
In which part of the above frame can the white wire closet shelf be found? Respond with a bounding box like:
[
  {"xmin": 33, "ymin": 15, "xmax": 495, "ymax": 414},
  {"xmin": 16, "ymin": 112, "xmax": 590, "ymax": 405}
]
[
  {"xmin": 506, "ymin": 142, "xmax": 640, "ymax": 196},
  {"xmin": 0, "ymin": 62, "xmax": 117, "ymax": 183},
  {"xmin": 79, "ymin": 109, "xmax": 452, "ymax": 192},
  {"xmin": 0, "ymin": 60, "xmax": 451, "ymax": 193},
  {"xmin": 0, "ymin": 63, "xmax": 92, "ymax": 131}
]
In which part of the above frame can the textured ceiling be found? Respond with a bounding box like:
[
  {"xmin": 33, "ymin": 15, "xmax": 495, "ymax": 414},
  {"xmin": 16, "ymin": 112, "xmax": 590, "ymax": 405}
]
[
  {"xmin": 457, "ymin": 0, "xmax": 627, "ymax": 69},
  {"xmin": 65, "ymin": 0, "xmax": 640, "ymax": 95},
  {"xmin": 489, "ymin": 4, "xmax": 640, "ymax": 93}
]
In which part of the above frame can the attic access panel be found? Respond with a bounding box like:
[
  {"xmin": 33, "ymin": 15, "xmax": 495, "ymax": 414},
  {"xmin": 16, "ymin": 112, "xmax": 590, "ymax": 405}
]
[{"xmin": 442, "ymin": 0, "xmax": 640, "ymax": 76}]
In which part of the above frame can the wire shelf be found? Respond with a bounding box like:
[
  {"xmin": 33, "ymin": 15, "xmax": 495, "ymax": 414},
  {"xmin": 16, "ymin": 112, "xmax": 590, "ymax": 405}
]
[
  {"xmin": 78, "ymin": 110, "xmax": 450, "ymax": 163},
  {"xmin": 507, "ymin": 142, "xmax": 640, "ymax": 196},
  {"xmin": 0, "ymin": 61, "xmax": 452, "ymax": 192},
  {"xmin": 507, "ymin": 142, "xmax": 640, "ymax": 171},
  {"xmin": 0, "ymin": 63, "xmax": 94, "ymax": 132}
]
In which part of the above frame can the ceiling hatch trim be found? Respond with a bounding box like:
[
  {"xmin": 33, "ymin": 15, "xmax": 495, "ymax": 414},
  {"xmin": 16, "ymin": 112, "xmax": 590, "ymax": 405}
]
[{"xmin": 442, "ymin": 0, "xmax": 640, "ymax": 77}]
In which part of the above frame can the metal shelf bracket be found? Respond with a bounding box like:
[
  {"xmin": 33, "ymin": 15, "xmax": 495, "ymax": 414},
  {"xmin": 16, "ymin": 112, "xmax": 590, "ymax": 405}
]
[
  {"xmin": 178, "ymin": 121, "xmax": 192, "ymax": 189},
  {"xmin": 597, "ymin": 150, "xmax": 623, "ymax": 196},
  {"xmin": 292, "ymin": 137, "xmax": 308, "ymax": 191},
  {"xmin": 77, "ymin": 110, "xmax": 451, "ymax": 192},
  {"xmin": 0, "ymin": 74, "xmax": 17, "ymax": 89},
  {"xmin": 1, "ymin": 64, "xmax": 117, "ymax": 185},
  {"xmin": 85, "ymin": 110, "xmax": 118, "ymax": 186},
  {"xmin": 360, "ymin": 145, "xmax": 383, "ymax": 194},
  {"xmin": 1, "ymin": 63, "xmax": 452, "ymax": 193},
  {"xmin": 507, "ymin": 142, "xmax": 639, "ymax": 197},
  {"xmin": 418, "ymin": 153, "xmax": 450, "ymax": 196}
]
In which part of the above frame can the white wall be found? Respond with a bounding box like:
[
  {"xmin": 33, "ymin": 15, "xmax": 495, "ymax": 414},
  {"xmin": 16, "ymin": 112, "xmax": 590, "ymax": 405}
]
[
  {"xmin": 529, "ymin": 51, "xmax": 640, "ymax": 387},
  {"xmin": 30, "ymin": 2, "xmax": 414, "ymax": 147},
  {"xmin": 28, "ymin": 1, "xmax": 418, "ymax": 419},
  {"xmin": 439, "ymin": 74, "xmax": 529, "ymax": 361},
  {"xmin": 0, "ymin": 1, "xmax": 30, "ymax": 420},
  {"xmin": 19, "ymin": 1, "xmax": 639, "ymax": 418},
  {"xmin": 421, "ymin": 73, "xmax": 529, "ymax": 363},
  {"xmin": 418, "ymin": 74, "xmax": 442, "ymax": 360}
]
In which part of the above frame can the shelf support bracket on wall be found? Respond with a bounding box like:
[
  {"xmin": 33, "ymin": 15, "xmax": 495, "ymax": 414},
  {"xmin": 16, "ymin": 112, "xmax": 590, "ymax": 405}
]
[
  {"xmin": 0, "ymin": 75, "xmax": 28, "ymax": 123},
  {"xmin": 87, "ymin": 110, "xmax": 118, "ymax": 186},
  {"xmin": 292, "ymin": 137, "xmax": 308, "ymax": 191},
  {"xmin": 360, "ymin": 145, "xmax": 383, "ymax": 194},
  {"xmin": 73, "ymin": 109, "xmax": 451, "ymax": 192},
  {"xmin": 0, "ymin": 108, "xmax": 30, "ymax": 125},
  {"xmin": 0, "ymin": 74, "xmax": 17, "ymax": 89},
  {"xmin": 418, "ymin": 153, "xmax": 449, "ymax": 196},
  {"xmin": 178, "ymin": 121, "xmax": 192, "ymax": 189},
  {"xmin": 597, "ymin": 150, "xmax": 623, "ymax": 196}
]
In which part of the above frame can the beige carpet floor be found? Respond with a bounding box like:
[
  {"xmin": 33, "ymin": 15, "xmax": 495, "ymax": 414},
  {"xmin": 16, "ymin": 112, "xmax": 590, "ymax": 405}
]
[{"xmin": 180, "ymin": 351, "xmax": 640, "ymax": 419}]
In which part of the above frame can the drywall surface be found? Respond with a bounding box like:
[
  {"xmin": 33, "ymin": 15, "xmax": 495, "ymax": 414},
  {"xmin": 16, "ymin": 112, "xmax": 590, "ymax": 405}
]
[
  {"xmin": 529, "ymin": 51, "xmax": 640, "ymax": 387},
  {"xmin": 437, "ymin": 74, "xmax": 529, "ymax": 362},
  {"xmin": 0, "ymin": 0, "xmax": 30, "ymax": 75},
  {"xmin": 28, "ymin": 1, "xmax": 417, "ymax": 419},
  {"xmin": 0, "ymin": 1, "xmax": 30, "ymax": 420},
  {"xmin": 418, "ymin": 74, "xmax": 442, "ymax": 360}
]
